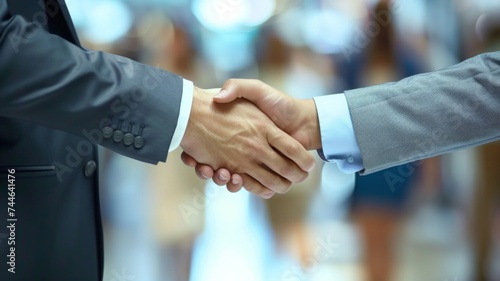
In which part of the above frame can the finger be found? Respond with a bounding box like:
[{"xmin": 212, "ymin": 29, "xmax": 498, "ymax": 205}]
[
  {"xmin": 214, "ymin": 79, "xmax": 270, "ymax": 105},
  {"xmin": 259, "ymin": 142, "xmax": 310, "ymax": 184},
  {"xmin": 182, "ymin": 152, "xmax": 215, "ymax": 180},
  {"xmin": 257, "ymin": 125, "xmax": 313, "ymax": 182},
  {"xmin": 212, "ymin": 169, "xmax": 231, "ymax": 186},
  {"xmin": 267, "ymin": 127, "xmax": 315, "ymax": 173},
  {"xmin": 180, "ymin": 152, "xmax": 197, "ymax": 168},
  {"xmin": 240, "ymin": 174, "xmax": 276, "ymax": 199},
  {"xmin": 226, "ymin": 174, "xmax": 243, "ymax": 193},
  {"xmin": 246, "ymin": 163, "xmax": 292, "ymax": 194},
  {"xmin": 195, "ymin": 163, "xmax": 214, "ymax": 180},
  {"xmin": 215, "ymin": 80, "xmax": 305, "ymax": 149}
]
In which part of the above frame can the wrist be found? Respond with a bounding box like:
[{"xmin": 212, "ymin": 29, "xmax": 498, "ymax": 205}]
[
  {"xmin": 181, "ymin": 87, "xmax": 222, "ymax": 151},
  {"xmin": 300, "ymin": 99, "xmax": 322, "ymax": 150},
  {"xmin": 180, "ymin": 87, "xmax": 205, "ymax": 151}
]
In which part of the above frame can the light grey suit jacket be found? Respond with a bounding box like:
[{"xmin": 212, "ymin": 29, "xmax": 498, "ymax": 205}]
[{"xmin": 345, "ymin": 51, "xmax": 500, "ymax": 174}]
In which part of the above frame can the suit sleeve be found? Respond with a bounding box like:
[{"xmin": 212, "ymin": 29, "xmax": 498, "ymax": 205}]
[
  {"xmin": 345, "ymin": 51, "xmax": 500, "ymax": 174},
  {"xmin": 0, "ymin": 1, "xmax": 183, "ymax": 164}
]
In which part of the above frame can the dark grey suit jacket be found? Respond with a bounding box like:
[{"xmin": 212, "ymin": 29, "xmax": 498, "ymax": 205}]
[
  {"xmin": 345, "ymin": 51, "xmax": 500, "ymax": 174},
  {"xmin": 0, "ymin": 0, "xmax": 184, "ymax": 280}
]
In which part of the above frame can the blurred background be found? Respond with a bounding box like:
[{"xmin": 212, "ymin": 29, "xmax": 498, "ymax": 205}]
[{"xmin": 65, "ymin": 0, "xmax": 500, "ymax": 280}]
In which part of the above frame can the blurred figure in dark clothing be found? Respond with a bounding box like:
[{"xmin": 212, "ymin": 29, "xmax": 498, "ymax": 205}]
[
  {"xmin": 335, "ymin": 1, "xmax": 435, "ymax": 280},
  {"xmin": 472, "ymin": 12, "xmax": 500, "ymax": 281}
]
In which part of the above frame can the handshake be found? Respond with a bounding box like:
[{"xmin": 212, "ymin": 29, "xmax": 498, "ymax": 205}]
[{"xmin": 179, "ymin": 79, "xmax": 322, "ymax": 199}]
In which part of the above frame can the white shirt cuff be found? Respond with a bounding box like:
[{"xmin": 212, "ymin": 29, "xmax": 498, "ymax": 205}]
[
  {"xmin": 169, "ymin": 79, "xmax": 193, "ymax": 152},
  {"xmin": 313, "ymin": 94, "xmax": 364, "ymax": 173}
]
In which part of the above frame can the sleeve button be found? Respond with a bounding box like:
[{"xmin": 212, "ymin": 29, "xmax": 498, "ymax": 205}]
[
  {"xmin": 102, "ymin": 127, "xmax": 113, "ymax": 139},
  {"xmin": 84, "ymin": 160, "xmax": 97, "ymax": 177},
  {"xmin": 134, "ymin": 136, "xmax": 144, "ymax": 149},
  {"xmin": 347, "ymin": 156, "xmax": 355, "ymax": 164},
  {"xmin": 123, "ymin": 133, "xmax": 134, "ymax": 146},
  {"xmin": 113, "ymin": 130, "xmax": 124, "ymax": 143}
]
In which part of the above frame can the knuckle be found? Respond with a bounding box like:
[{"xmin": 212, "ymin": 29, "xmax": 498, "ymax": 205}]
[
  {"xmin": 257, "ymin": 120, "xmax": 269, "ymax": 131},
  {"xmin": 243, "ymin": 183, "xmax": 255, "ymax": 192},
  {"xmin": 259, "ymin": 177, "xmax": 278, "ymax": 191},
  {"xmin": 263, "ymin": 177, "xmax": 287, "ymax": 194},
  {"xmin": 243, "ymin": 180, "xmax": 260, "ymax": 193},
  {"xmin": 276, "ymin": 182, "xmax": 292, "ymax": 194},
  {"xmin": 279, "ymin": 163, "xmax": 295, "ymax": 178},
  {"xmin": 250, "ymin": 79, "xmax": 266, "ymax": 89},
  {"xmin": 284, "ymin": 141, "xmax": 301, "ymax": 157},
  {"xmin": 307, "ymin": 154, "xmax": 315, "ymax": 166},
  {"xmin": 294, "ymin": 170, "xmax": 308, "ymax": 183},
  {"xmin": 227, "ymin": 185, "xmax": 240, "ymax": 193},
  {"xmin": 267, "ymin": 129, "xmax": 280, "ymax": 143},
  {"xmin": 270, "ymin": 129, "xmax": 296, "ymax": 151},
  {"xmin": 223, "ymin": 78, "xmax": 238, "ymax": 90},
  {"xmin": 249, "ymin": 78, "xmax": 259, "ymax": 83},
  {"xmin": 246, "ymin": 185, "xmax": 267, "ymax": 197},
  {"xmin": 251, "ymin": 142, "xmax": 266, "ymax": 155}
]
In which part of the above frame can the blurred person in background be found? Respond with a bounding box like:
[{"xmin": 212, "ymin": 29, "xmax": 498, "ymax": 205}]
[
  {"xmin": 472, "ymin": 12, "xmax": 500, "ymax": 281},
  {"xmin": 333, "ymin": 2, "xmax": 431, "ymax": 280},
  {"xmin": 96, "ymin": 18, "xmax": 201, "ymax": 281},
  {"xmin": 257, "ymin": 31, "xmax": 329, "ymax": 275}
]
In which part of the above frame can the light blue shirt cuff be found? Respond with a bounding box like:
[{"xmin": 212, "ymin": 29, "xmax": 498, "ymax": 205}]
[
  {"xmin": 313, "ymin": 94, "xmax": 364, "ymax": 173},
  {"xmin": 169, "ymin": 79, "xmax": 193, "ymax": 152}
]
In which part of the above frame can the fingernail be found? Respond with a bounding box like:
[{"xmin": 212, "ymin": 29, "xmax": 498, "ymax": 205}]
[
  {"xmin": 200, "ymin": 172, "xmax": 210, "ymax": 179},
  {"xmin": 264, "ymin": 191, "xmax": 275, "ymax": 199},
  {"xmin": 214, "ymin": 89, "xmax": 228, "ymax": 98},
  {"xmin": 232, "ymin": 178, "xmax": 240, "ymax": 185},
  {"xmin": 218, "ymin": 173, "xmax": 227, "ymax": 181}
]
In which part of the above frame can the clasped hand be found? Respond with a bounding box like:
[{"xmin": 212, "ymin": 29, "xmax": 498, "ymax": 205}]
[{"xmin": 180, "ymin": 80, "xmax": 321, "ymax": 199}]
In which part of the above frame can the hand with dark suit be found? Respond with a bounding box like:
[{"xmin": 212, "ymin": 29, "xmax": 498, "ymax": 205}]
[
  {"xmin": 0, "ymin": 0, "xmax": 314, "ymax": 199},
  {"xmin": 0, "ymin": 1, "xmax": 314, "ymax": 280}
]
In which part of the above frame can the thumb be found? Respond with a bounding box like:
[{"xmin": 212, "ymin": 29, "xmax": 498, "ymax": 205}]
[
  {"xmin": 213, "ymin": 89, "xmax": 238, "ymax": 103},
  {"xmin": 213, "ymin": 79, "xmax": 269, "ymax": 105}
]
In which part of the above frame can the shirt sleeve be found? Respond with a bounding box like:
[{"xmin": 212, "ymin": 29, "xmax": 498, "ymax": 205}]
[
  {"xmin": 313, "ymin": 94, "xmax": 364, "ymax": 173},
  {"xmin": 168, "ymin": 79, "xmax": 193, "ymax": 152}
]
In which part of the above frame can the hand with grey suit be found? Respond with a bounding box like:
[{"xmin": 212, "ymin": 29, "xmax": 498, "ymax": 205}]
[{"xmin": 184, "ymin": 51, "xmax": 500, "ymax": 191}]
